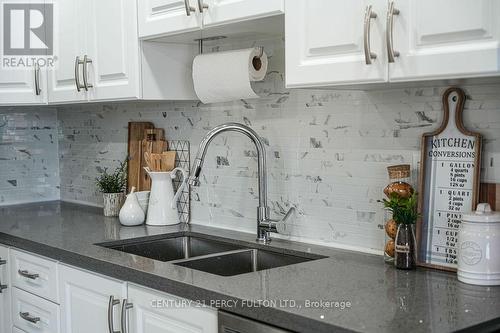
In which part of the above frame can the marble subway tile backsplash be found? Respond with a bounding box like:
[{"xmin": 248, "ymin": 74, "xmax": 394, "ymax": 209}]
[
  {"xmin": 56, "ymin": 82, "xmax": 500, "ymax": 254},
  {"xmin": 1, "ymin": 38, "xmax": 499, "ymax": 253},
  {"xmin": 0, "ymin": 107, "xmax": 60, "ymax": 205}
]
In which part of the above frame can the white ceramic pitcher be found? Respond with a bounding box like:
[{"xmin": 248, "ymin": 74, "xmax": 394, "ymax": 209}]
[{"xmin": 145, "ymin": 167, "xmax": 188, "ymax": 226}]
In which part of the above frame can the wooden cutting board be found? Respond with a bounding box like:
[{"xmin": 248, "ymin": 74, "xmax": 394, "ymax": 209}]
[
  {"xmin": 127, "ymin": 122, "xmax": 154, "ymax": 192},
  {"xmin": 480, "ymin": 183, "xmax": 500, "ymax": 211},
  {"xmin": 140, "ymin": 128, "xmax": 168, "ymax": 190}
]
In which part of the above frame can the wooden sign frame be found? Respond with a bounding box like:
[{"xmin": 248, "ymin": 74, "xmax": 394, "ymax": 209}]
[{"xmin": 416, "ymin": 87, "xmax": 482, "ymax": 271}]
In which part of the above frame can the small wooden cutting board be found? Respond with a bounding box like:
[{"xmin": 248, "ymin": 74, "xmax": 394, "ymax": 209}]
[{"xmin": 127, "ymin": 122, "xmax": 154, "ymax": 192}]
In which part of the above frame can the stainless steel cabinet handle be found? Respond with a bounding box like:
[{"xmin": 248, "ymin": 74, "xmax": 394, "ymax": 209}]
[
  {"xmin": 184, "ymin": 0, "xmax": 196, "ymax": 16},
  {"xmin": 0, "ymin": 258, "xmax": 8, "ymax": 293},
  {"xmin": 363, "ymin": 5, "xmax": 377, "ymax": 65},
  {"xmin": 82, "ymin": 55, "xmax": 93, "ymax": 91},
  {"xmin": 197, "ymin": 0, "xmax": 208, "ymax": 12},
  {"xmin": 108, "ymin": 296, "xmax": 120, "ymax": 333},
  {"xmin": 386, "ymin": 1, "xmax": 400, "ymax": 63},
  {"xmin": 34, "ymin": 63, "xmax": 42, "ymax": 95},
  {"xmin": 18, "ymin": 269, "xmax": 39, "ymax": 280},
  {"xmin": 75, "ymin": 56, "xmax": 82, "ymax": 92},
  {"xmin": 120, "ymin": 299, "xmax": 133, "ymax": 333},
  {"xmin": 20, "ymin": 312, "xmax": 41, "ymax": 324}
]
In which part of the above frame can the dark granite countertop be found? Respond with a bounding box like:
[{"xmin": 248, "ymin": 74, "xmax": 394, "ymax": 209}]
[{"xmin": 0, "ymin": 201, "xmax": 499, "ymax": 333}]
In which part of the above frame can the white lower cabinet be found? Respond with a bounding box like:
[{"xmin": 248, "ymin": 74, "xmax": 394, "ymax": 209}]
[
  {"xmin": 0, "ymin": 245, "xmax": 12, "ymax": 333},
  {"xmin": 126, "ymin": 284, "xmax": 218, "ymax": 333},
  {"xmin": 3, "ymin": 249, "xmax": 218, "ymax": 333},
  {"xmin": 11, "ymin": 288, "xmax": 60, "ymax": 333},
  {"xmin": 59, "ymin": 265, "xmax": 126, "ymax": 333}
]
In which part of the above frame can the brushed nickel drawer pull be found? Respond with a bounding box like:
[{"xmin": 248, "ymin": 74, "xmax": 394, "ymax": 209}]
[
  {"xmin": 184, "ymin": 0, "xmax": 196, "ymax": 16},
  {"xmin": 82, "ymin": 55, "xmax": 93, "ymax": 91},
  {"xmin": 34, "ymin": 63, "xmax": 42, "ymax": 95},
  {"xmin": 121, "ymin": 299, "xmax": 133, "ymax": 333},
  {"xmin": 108, "ymin": 296, "xmax": 120, "ymax": 333},
  {"xmin": 364, "ymin": 5, "xmax": 377, "ymax": 65},
  {"xmin": 20, "ymin": 312, "xmax": 41, "ymax": 324},
  {"xmin": 75, "ymin": 56, "xmax": 82, "ymax": 92},
  {"xmin": 18, "ymin": 269, "xmax": 40, "ymax": 280},
  {"xmin": 197, "ymin": 0, "xmax": 208, "ymax": 12},
  {"xmin": 386, "ymin": 1, "xmax": 400, "ymax": 63}
]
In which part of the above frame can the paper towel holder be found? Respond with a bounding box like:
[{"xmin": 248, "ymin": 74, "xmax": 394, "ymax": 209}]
[
  {"xmin": 194, "ymin": 36, "xmax": 264, "ymax": 71},
  {"xmin": 194, "ymin": 36, "xmax": 227, "ymax": 54}
]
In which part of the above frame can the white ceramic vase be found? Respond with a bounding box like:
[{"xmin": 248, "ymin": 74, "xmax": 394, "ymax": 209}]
[
  {"xmin": 119, "ymin": 188, "xmax": 145, "ymax": 226},
  {"xmin": 145, "ymin": 167, "xmax": 188, "ymax": 226}
]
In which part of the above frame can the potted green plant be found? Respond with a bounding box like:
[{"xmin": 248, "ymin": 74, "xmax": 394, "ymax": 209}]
[
  {"xmin": 96, "ymin": 160, "xmax": 127, "ymax": 217},
  {"xmin": 380, "ymin": 192, "xmax": 419, "ymax": 270}
]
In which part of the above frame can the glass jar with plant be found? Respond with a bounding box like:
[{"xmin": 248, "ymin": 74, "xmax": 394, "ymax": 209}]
[
  {"xmin": 96, "ymin": 160, "xmax": 127, "ymax": 217},
  {"xmin": 380, "ymin": 192, "xmax": 419, "ymax": 270}
]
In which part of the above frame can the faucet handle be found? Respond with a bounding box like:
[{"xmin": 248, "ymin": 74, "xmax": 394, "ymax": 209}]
[{"xmin": 272, "ymin": 207, "xmax": 296, "ymax": 235}]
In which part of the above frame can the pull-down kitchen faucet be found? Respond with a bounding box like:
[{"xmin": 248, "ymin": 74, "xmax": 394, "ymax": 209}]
[{"xmin": 188, "ymin": 123, "xmax": 294, "ymax": 243}]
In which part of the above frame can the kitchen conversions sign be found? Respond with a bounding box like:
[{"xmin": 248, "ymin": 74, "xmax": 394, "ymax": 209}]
[{"xmin": 417, "ymin": 87, "xmax": 482, "ymax": 271}]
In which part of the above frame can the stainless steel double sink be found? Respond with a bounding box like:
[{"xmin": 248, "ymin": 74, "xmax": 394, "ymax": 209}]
[{"xmin": 97, "ymin": 233, "xmax": 325, "ymax": 277}]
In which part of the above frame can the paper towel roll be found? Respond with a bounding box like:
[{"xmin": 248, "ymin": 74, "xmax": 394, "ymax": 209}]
[{"xmin": 192, "ymin": 48, "xmax": 268, "ymax": 104}]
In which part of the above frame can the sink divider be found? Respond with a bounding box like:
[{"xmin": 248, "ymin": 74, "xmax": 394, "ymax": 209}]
[{"xmin": 168, "ymin": 248, "xmax": 255, "ymax": 265}]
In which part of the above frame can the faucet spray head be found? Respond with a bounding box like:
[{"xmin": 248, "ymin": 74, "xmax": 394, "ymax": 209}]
[{"xmin": 188, "ymin": 159, "xmax": 203, "ymax": 187}]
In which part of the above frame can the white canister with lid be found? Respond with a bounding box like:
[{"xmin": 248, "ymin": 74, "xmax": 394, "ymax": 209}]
[{"xmin": 457, "ymin": 203, "xmax": 500, "ymax": 286}]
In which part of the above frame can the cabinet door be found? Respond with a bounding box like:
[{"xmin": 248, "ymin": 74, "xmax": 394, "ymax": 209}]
[
  {"xmin": 127, "ymin": 284, "xmax": 217, "ymax": 333},
  {"xmin": 138, "ymin": 0, "xmax": 202, "ymax": 39},
  {"xmin": 59, "ymin": 265, "xmax": 126, "ymax": 333},
  {"xmin": 389, "ymin": 0, "xmax": 500, "ymax": 81},
  {"xmin": 285, "ymin": 0, "xmax": 388, "ymax": 88},
  {"xmin": 0, "ymin": 68, "xmax": 47, "ymax": 105},
  {"xmin": 0, "ymin": 245, "xmax": 11, "ymax": 333},
  {"xmin": 202, "ymin": 0, "xmax": 283, "ymax": 27},
  {"xmin": 84, "ymin": 0, "xmax": 141, "ymax": 101},
  {"xmin": 47, "ymin": 0, "xmax": 88, "ymax": 103},
  {"xmin": 0, "ymin": 0, "xmax": 48, "ymax": 105}
]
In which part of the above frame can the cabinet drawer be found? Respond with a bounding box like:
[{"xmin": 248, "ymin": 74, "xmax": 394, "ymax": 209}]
[
  {"xmin": 13, "ymin": 326, "xmax": 29, "ymax": 333},
  {"xmin": 10, "ymin": 250, "xmax": 58, "ymax": 303},
  {"xmin": 11, "ymin": 288, "xmax": 60, "ymax": 333}
]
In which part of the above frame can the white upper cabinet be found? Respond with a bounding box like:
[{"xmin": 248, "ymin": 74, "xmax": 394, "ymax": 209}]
[
  {"xmin": 286, "ymin": 0, "xmax": 388, "ymax": 88},
  {"xmin": 84, "ymin": 0, "xmax": 141, "ymax": 101},
  {"xmin": 0, "ymin": 0, "xmax": 49, "ymax": 105},
  {"xmin": 47, "ymin": 0, "xmax": 87, "ymax": 103},
  {"xmin": 202, "ymin": 0, "xmax": 284, "ymax": 27},
  {"xmin": 286, "ymin": 0, "xmax": 500, "ymax": 88},
  {"xmin": 138, "ymin": 0, "xmax": 283, "ymax": 39},
  {"xmin": 0, "ymin": 67, "xmax": 48, "ymax": 105},
  {"xmin": 49, "ymin": 0, "xmax": 140, "ymax": 103},
  {"xmin": 138, "ymin": 0, "xmax": 202, "ymax": 38},
  {"xmin": 389, "ymin": 0, "xmax": 500, "ymax": 81}
]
